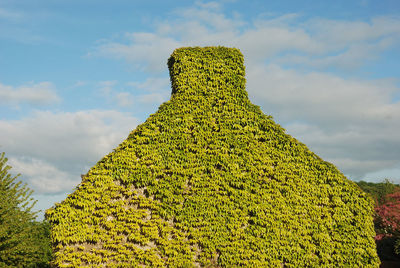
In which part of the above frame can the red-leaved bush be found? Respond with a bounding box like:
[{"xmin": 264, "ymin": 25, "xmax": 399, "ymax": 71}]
[
  {"xmin": 375, "ymin": 192, "xmax": 400, "ymax": 239},
  {"xmin": 374, "ymin": 191, "xmax": 400, "ymax": 260}
]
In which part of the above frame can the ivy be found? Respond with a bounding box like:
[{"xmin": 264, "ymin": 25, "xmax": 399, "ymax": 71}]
[{"xmin": 46, "ymin": 47, "xmax": 379, "ymax": 267}]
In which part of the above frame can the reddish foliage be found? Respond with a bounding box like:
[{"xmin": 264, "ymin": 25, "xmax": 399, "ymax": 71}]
[{"xmin": 375, "ymin": 192, "xmax": 400, "ymax": 241}]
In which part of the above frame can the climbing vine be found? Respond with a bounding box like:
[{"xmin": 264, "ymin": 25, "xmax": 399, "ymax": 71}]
[{"xmin": 46, "ymin": 47, "xmax": 379, "ymax": 267}]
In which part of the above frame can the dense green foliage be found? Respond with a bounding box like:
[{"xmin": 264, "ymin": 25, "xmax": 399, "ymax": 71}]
[
  {"xmin": 0, "ymin": 152, "xmax": 53, "ymax": 267},
  {"xmin": 356, "ymin": 180, "xmax": 400, "ymax": 205},
  {"xmin": 46, "ymin": 47, "xmax": 379, "ymax": 267}
]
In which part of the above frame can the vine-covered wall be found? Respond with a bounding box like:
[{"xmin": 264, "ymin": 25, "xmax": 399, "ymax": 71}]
[{"xmin": 46, "ymin": 47, "xmax": 380, "ymax": 267}]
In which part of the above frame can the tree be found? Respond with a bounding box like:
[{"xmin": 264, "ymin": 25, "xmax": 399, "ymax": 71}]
[
  {"xmin": 25, "ymin": 220, "xmax": 53, "ymax": 268},
  {"xmin": 0, "ymin": 152, "xmax": 52, "ymax": 267},
  {"xmin": 357, "ymin": 179, "xmax": 400, "ymax": 205}
]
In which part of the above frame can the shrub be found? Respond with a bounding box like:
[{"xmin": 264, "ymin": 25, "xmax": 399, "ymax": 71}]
[{"xmin": 375, "ymin": 191, "xmax": 400, "ymax": 260}]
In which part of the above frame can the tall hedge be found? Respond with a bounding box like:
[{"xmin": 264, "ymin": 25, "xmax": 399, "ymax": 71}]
[{"xmin": 46, "ymin": 47, "xmax": 379, "ymax": 267}]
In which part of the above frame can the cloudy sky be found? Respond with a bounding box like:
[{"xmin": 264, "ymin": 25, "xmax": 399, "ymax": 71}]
[{"xmin": 1, "ymin": 0, "xmax": 399, "ymax": 218}]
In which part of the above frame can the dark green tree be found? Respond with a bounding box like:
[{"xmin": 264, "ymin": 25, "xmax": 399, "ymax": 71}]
[{"xmin": 0, "ymin": 152, "xmax": 52, "ymax": 267}]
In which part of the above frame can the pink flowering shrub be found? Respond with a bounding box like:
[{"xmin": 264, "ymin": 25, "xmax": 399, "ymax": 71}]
[
  {"xmin": 374, "ymin": 191, "xmax": 400, "ymax": 259},
  {"xmin": 375, "ymin": 192, "xmax": 400, "ymax": 238}
]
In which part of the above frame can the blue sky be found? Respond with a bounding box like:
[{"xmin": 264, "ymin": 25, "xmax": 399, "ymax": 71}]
[{"xmin": 1, "ymin": 0, "xmax": 399, "ymax": 219}]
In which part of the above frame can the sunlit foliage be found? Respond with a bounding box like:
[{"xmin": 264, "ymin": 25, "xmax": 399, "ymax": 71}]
[{"xmin": 47, "ymin": 47, "xmax": 379, "ymax": 267}]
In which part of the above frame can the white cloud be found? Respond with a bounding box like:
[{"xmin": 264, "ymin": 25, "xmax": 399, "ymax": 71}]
[
  {"xmin": 8, "ymin": 157, "xmax": 79, "ymax": 194},
  {"xmin": 127, "ymin": 77, "xmax": 170, "ymax": 92},
  {"xmin": 92, "ymin": 33, "xmax": 181, "ymax": 72},
  {"xmin": 284, "ymin": 121, "xmax": 400, "ymax": 179},
  {"xmin": 0, "ymin": 110, "xmax": 139, "ymax": 194},
  {"xmin": 306, "ymin": 16, "xmax": 400, "ymax": 46},
  {"xmin": 0, "ymin": 81, "xmax": 60, "ymax": 106},
  {"xmin": 92, "ymin": 6, "xmax": 400, "ymax": 73},
  {"xmin": 73, "ymin": 81, "xmax": 87, "ymax": 88},
  {"xmin": 98, "ymin": 80, "xmax": 117, "ymax": 95},
  {"xmin": 138, "ymin": 92, "xmax": 168, "ymax": 105},
  {"xmin": 126, "ymin": 77, "xmax": 170, "ymax": 105},
  {"xmin": 247, "ymin": 64, "xmax": 399, "ymax": 125},
  {"xmin": 97, "ymin": 81, "xmax": 136, "ymax": 107},
  {"xmin": 195, "ymin": 1, "xmax": 222, "ymax": 11},
  {"xmin": 278, "ymin": 16, "xmax": 400, "ymax": 69},
  {"xmin": 177, "ymin": 3, "xmax": 244, "ymax": 33},
  {"xmin": 239, "ymin": 15, "xmax": 400, "ymax": 69},
  {"xmin": 115, "ymin": 92, "xmax": 134, "ymax": 107}
]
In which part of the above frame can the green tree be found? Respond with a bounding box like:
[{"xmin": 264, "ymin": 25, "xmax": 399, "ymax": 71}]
[
  {"xmin": 0, "ymin": 152, "xmax": 52, "ymax": 267},
  {"xmin": 356, "ymin": 179, "xmax": 400, "ymax": 205}
]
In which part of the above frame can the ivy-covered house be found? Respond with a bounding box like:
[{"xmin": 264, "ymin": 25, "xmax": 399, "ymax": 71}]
[{"xmin": 46, "ymin": 47, "xmax": 379, "ymax": 267}]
